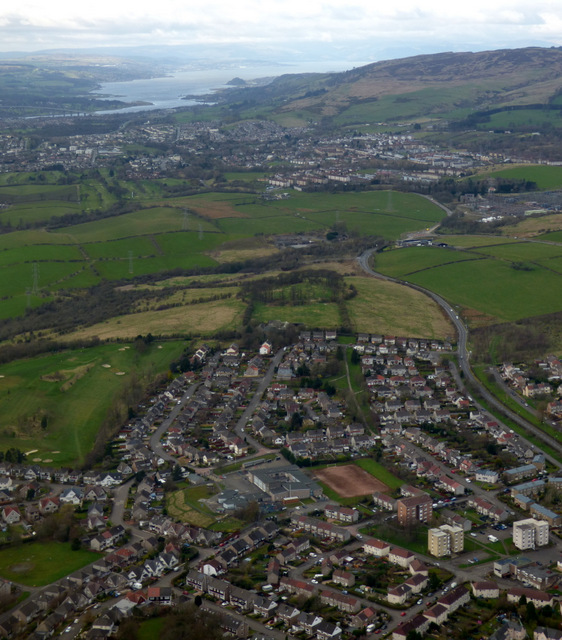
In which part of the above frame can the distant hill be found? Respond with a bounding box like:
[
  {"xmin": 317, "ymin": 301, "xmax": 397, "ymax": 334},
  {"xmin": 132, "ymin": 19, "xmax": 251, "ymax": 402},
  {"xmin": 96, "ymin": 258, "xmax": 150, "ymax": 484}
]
[{"xmin": 220, "ymin": 47, "xmax": 562, "ymax": 129}]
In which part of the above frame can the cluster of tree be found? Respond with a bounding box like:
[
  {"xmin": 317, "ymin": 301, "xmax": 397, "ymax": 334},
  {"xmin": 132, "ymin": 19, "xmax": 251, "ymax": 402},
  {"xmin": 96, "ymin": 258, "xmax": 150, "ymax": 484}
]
[
  {"xmin": 0, "ymin": 448, "xmax": 26, "ymax": 463},
  {"xmin": 472, "ymin": 320, "xmax": 553, "ymax": 364},
  {"xmin": 239, "ymin": 269, "xmax": 353, "ymax": 306}
]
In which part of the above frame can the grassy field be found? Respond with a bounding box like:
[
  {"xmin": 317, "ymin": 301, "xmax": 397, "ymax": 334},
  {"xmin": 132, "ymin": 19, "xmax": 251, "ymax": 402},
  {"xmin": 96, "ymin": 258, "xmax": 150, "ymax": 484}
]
[
  {"xmin": 138, "ymin": 618, "xmax": 165, "ymax": 640},
  {"xmin": 166, "ymin": 485, "xmax": 217, "ymax": 528},
  {"xmin": 0, "ymin": 188, "xmax": 446, "ymax": 326},
  {"xmin": 354, "ymin": 458, "xmax": 403, "ymax": 490},
  {"xmin": 345, "ymin": 276, "xmax": 454, "ymax": 338},
  {"xmin": 503, "ymin": 213, "xmax": 562, "ymax": 237},
  {"xmin": 374, "ymin": 244, "xmax": 562, "ymax": 323},
  {"xmin": 0, "ymin": 541, "xmax": 98, "ymax": 586},
  {"xmin": 64, "ymin": 297, "xmax": 245, "ymax": 342},
  {"xmin": 0, "ymin": 340, "xmax": 184, "ymax": 466},
  {"xmin": 475, "ymin": 164, "xmax": 562, "ymax": 190}
]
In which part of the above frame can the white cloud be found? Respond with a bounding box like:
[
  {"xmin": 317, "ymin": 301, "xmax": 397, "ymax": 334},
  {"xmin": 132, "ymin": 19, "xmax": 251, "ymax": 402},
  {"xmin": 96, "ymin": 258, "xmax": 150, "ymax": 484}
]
[{"xmin": 0, "ymin": 0, "xmax": 561, "ymax": 53}]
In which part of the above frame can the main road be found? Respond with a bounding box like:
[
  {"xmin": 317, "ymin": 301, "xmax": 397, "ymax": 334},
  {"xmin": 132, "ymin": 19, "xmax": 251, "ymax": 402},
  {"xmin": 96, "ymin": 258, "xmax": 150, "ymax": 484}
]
[{"xmin": 357, "ymin": 248, "xmax": 562, "ymax": 468}]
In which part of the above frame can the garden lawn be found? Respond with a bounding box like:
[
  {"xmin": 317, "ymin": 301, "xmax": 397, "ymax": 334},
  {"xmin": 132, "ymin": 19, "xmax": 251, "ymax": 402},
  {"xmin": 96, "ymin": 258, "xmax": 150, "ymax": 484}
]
[{"xmin": 0, "ymin": 541, "xmax": 99, "ymax": 586}]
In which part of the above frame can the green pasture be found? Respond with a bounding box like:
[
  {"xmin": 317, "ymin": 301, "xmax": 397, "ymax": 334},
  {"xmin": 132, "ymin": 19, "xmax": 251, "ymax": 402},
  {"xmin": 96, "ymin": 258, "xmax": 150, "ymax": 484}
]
[
  {"xmin": 0, "ymin": 340, "xmax": 184, "ymax": 466},
  {"xmin": 0, "ymin": 184, "xmax": 77, "ymax": 199},
  {"xmin": 50, "ymin": 266, "xmax": 101, "ymax": 291},
  {"xmin": 0, "ymin": 541, "xmax": 99, "ymax": 586},
  {"xmin": 375, "ymin": 242, "xmax": 562, "ymax": 322},
  {"xmin": 464, "ymin": 241, "xmax": 562, "ymax": 261},
  {"xmin": 0, "ymin": 244, "xmax": 83, "ymax": 267},
  {"xmin": 403, "ymin": 257, "xmax": 562, "ymax": 322},
  {"xmin": 0, "ymin": 230, "xmax": 73, "ymax": 250},
  {"xmin": 94, "ymin": 250, "xmax": 218, "ymax": 281},
  {"xmin": 333, "ymin": 86, "xmax": 476, "ymax": 126},
  {"xmin": 252, "ymin": 301, "xmax": 342, "ymax": 327},
  {"xmin": 59, "ymin": 207, "xmax": 219, "ymax": 242},
  {"xmin": 373, "ymin": 246, "xmax": 480, "ymax": 277},
  {"xmin": 82, "ymin": 236, "xmax": 158, "ymax": 260},
  {"xmin": 436, "ymin": 235, "xmax": 518, "ymax": 248},
  {"xmin": 534, "ymin": 255, "xmax": 562, "ymax": 273},
  {"xmin": 476, "ymin": 164, "xmax": 562, "ymax": 190},
  {"xmin": 539, "ymin": 230, "xmax": 562, "ymax": 242},
  {"xmin": 217, "ymin": 215, "xmax": 321, "ymax": 235},
  {"xmin": 354, "ymin": 458, "xmax": 403, "ymax": 490},
  {"xmin": 477, "ymin": 109, "xmax": 562, "ymax": 132},
  {"xmin": 0, "ymin": 172, "xmax": 67, "ymax": 186},
  {"xmin": 0, "ymin": 261, "xmax": 86, "ymax": 298},
  {"xmin": 1, "ymin": 201, "xmax": 82, "ymax": 226}
]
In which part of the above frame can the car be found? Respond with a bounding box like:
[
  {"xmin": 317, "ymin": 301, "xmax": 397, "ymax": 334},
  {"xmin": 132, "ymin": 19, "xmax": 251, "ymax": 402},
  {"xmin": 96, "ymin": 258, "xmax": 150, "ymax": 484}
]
[
  {"xmin": 417, "ymin": 599, "xmax": 423, "ymax": 605},
  {"xmin": 311, "ymin": 579, "xmax": 318, "ymax": 584},
  {"xmin": 65, "ymin": 628, "xmax": 72, "ymax": 633},
  {"xmin": 375, "ymin": 630, "xmax": 381, "ymax": 634},
  {"xmin": 401, "ymin": 612, "xmax": 406, "ymax": 616}
]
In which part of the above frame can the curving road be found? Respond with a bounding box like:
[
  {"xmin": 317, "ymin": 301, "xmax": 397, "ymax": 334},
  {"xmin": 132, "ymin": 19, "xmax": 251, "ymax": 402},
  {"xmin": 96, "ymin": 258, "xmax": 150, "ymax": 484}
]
[{"xmin": 357, "ymin": 248, "xmax": 562, "ymax": 468}]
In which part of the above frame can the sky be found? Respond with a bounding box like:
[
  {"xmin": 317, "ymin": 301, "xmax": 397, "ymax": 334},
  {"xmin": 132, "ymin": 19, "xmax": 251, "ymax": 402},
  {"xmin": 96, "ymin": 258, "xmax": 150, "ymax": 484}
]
[{"xmin": 1, "ymin": 0, "xmax": 562, "ymax": 60}]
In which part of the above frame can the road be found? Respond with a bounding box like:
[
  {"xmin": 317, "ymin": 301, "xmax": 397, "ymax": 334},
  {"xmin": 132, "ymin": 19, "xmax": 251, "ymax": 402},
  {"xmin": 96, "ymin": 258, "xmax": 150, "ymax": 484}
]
[
  {"xmin": 357, "ymin": 248, "xmax": 562, "ymax": 468},
  {"xmin": 231, "ymin": 348, "xmax": 286, "ymax": 453},
  {"xmin": 149, "ymin": 382, "xmax": 200, "ymax": 464}
]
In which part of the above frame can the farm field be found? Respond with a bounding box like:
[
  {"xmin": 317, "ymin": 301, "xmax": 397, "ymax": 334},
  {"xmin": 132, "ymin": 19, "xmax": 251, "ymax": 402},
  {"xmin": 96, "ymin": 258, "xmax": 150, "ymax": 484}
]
[
  {"xmin": 475, "ymin": 164, "xmax": 562, "ymax": 190},
  {"xmin": 345, "ymin": 276, "xmax": 453, "ymax": 338},
  {"xmin": 436, "ymin": 235, "xmax": 519, "ymax": 248},
  {"xmin": 374, "ymin": 244, "xmax": 562, "ymax": 322},
  {"xmin": 0, "ymin": 188, "xmax": 446, "ymax": 327},
  {"xmin": 252, "ymin": 301, "xmax": 342, "ymax": 327},
  {"xmin": 63, "ymin": 297, "xmax": 245, "ymax": 342},
  {"xmin": 0, "ymin": 340, "xmax": 184, "ymax": 466},
  {"xmin": 0, "ymin": 541, "xmax": 99, "ymax": 586}
]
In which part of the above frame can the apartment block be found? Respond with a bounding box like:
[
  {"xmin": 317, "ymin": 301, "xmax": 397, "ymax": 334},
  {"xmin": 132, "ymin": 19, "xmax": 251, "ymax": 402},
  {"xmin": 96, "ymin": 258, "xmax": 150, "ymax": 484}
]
[
  {"xmin": 428, "ymin": 524, "xmax": 464, "ymax": 557},
  {"xmin": 397, "ymin": 493, "xmax": 432, "ymax": 526},
  {"xmin": 512, "ymin": 518, "xmax": 549, "ymax": 551}
]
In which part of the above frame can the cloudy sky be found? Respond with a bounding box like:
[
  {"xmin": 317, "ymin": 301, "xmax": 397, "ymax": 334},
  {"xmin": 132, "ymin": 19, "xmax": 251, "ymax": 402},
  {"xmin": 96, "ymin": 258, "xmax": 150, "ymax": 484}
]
[{"xmin": 1, "ymin": 0, "xmax": 561, "ymax": 60}]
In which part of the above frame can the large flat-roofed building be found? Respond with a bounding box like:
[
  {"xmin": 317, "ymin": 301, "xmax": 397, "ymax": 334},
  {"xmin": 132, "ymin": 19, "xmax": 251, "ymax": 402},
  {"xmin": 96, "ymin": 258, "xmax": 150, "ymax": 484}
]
[
  {"xmin": 513, "ymin": 518, "xmax": 549, "ymax": 551},
  {"xmin": 247, "ymin": 465, "xmax": 322, "ymax": 501},
  {"xmin": 397, "ymin": 493, "xmax": 432, "ymax": 526}
]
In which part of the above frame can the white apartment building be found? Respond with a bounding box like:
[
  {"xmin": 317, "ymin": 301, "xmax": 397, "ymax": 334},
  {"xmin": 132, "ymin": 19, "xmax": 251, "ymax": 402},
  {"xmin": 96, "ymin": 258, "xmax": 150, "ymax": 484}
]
[{"xmin": 513, "ymin": 518, "xmax": 549, "ymax": 550}]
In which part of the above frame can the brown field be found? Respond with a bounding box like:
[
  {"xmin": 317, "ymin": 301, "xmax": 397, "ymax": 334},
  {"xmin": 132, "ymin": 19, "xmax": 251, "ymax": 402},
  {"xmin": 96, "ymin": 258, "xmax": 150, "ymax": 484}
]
[
  {"xmin": 187, "ymin": 200, "xmax": 249, "ymax": 219},
  {"xmin": 314, "ymin": 464, "xmax": 389, "ymax": 498}
]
